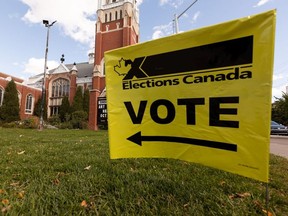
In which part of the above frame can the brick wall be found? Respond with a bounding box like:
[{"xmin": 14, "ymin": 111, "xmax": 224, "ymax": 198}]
[{"xmin": 0, "ymin": 76, "xmax": 41, "ymax": 120}]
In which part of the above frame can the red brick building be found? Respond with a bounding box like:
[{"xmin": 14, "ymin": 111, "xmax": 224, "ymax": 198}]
[
  {"xmin": 26, "ymin": 0, "xmax": 140, "ymax": 130},
  {"xmin": 89, "ymin": 0, "xmax": 139, "ymax": 130},
  {"xmin": 0, "ymin": 72, "xmax": 42, "ymax": 120},
  {"xmin": 46, "ymin": 62, "xmax": 94, "ymax": 117}
]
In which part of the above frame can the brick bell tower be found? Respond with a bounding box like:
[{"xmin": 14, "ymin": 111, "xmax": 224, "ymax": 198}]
[{"xmin": 89, "ymin": 0, "xmax": 139, "ymax": 130}]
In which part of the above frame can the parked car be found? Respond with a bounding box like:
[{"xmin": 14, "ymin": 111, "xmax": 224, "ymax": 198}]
[{"xmin": 271, "ymin": 121, "xmax": 288, "ymax": 135}]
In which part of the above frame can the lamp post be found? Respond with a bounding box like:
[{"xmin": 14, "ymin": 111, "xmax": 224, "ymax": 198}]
[
  {"xmin": 174, "ymin": 0, "xmax": 198, "ymax": 34},
  {"xmin": 39, "ymin": 20, "xmax": 57, "ymax": 131}
]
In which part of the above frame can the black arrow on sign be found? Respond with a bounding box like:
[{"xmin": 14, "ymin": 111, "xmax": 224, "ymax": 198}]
[{"xmin": 127, "ymin": 131, "xmax": 237, "ymax": 152}]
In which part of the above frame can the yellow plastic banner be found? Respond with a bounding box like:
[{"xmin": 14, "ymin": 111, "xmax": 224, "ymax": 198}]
[{"xmin": 105, "ymin": 10, "xmax": 276, "ymax": 182}]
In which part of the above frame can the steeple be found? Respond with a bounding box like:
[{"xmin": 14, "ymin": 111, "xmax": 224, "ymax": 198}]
[
  {"xmin": 98, "ymin": 0, "xmax": 139, "ymax": 23},
  {"xmin": 94, "ymin": 0, "xmax": 139, "ymax": 75}
]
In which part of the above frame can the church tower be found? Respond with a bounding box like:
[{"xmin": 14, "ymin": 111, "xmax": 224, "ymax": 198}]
[
  {"xmin": 94, "ymin": 0, "xmax": 139, "ymax": 74},
  {"xmin": 89, "ymin": 0, "xmax": 139, "ymax": 130}
]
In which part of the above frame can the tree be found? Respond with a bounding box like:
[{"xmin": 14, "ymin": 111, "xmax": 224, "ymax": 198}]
[
  {"xmin": 59, "ymin": 96, "xmax": 71, "ymax": 122},
  {"xmin": 34, "ymin": 95, "xmax": 47, "ymax": 120},
  {"xmin": 272, "ymin": 92, "xmax": 288, "ymax": 125},
  {"xmin": 71, "ymin": 86, "xmax": 83, "ymax": 112},
  {"xmin": 0, "ymin": 80, "xmax": 20, "ymax": 123},
  {"xmin": 83, "ymin": 89, "xmax": 90, "ymax": 114}
]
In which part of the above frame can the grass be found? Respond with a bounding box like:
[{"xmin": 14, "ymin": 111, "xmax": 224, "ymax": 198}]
[{"xmin": 0, "ymin": 128, "xmax": 287, "ymax": 215}]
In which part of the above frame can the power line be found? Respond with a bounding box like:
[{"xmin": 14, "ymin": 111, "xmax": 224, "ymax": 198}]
[{"xmin": 174, "ymin": 0, "xmax": 199, "ymax": 34}]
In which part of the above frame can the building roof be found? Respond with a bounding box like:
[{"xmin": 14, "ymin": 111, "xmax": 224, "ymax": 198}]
[
  {"xmin": 26, "ymin": 61, "xmax": 94, "ymax": 89},
  {"xmin": 0, "ymin": 72, "xmax": 24, "ymax": 83},
  {"xmin": 49, "ymin": 62, "xmax": 93, "ymax": 78}
]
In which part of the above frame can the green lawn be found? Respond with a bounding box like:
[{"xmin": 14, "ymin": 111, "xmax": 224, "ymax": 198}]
[{"xmin": 0, "ymin": 128, "xmax": 287, "ymax": 215}]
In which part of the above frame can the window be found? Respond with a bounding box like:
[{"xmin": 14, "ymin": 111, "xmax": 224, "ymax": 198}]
[
  {"xmin": 0, "ymin": 87, "xmax": 3, "ymax": 106},
  {"xmin": 50, "ymin": 78, "xmax": 69, "ymax": 116},
  {"xmin": 105, "ymin": 14, "xmax": 107, "ymax": 22},
  {"xmin": 109, "ymin": 12, "xmax": 112, "ymax": 21},
  {"xmin": 120, "ymin": 10, "xmax": 122, "ymax": 19},
  {"xmin": 52, "ymin": 78, "xmax": 70, "ymax": 97},
  {"xmin": 50, "ymin": 106, "xmax": 59, "ymax": 116},
  {"xmin": 25, "ymin": 94, "xmax": 33, "ymax": 114},
  {"xmin": 115, "ymin": 11, "xmax": 118, "ymax": 20}
]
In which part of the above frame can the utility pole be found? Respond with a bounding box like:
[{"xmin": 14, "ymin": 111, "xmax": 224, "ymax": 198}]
[
  {"xmin": 174, "ymin": 0, "xmax": 198, "ymax": 34},
  {"xmin": 39, "ymin": 20, "xmax": 57, "ymax": 131}
]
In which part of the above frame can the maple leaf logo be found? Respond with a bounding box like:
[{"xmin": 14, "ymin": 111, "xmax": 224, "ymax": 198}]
[{"xmin": 114, "ymin": 58, "xmax": 132, "ymax": 76}]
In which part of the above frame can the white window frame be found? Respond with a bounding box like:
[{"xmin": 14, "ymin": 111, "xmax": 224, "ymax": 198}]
[{"xmin": 25, "ymin": 94, "xmax": 34, "ymax": 114}]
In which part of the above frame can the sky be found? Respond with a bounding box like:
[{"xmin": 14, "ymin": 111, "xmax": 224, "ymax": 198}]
[{"xmin": 0, "ymin": 0, "xmax": 287, "ymax": 100}]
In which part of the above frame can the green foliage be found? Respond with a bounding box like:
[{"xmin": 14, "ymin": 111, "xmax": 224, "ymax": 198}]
[
  {"xmin": 0, "ymin": 80, "xmax": 20, "ymax": 123},
  {"xmin": 20, "ymin": 118, "xmax": 38, "ymax": 129},
  {"xmin": 59, "ymin": 96, "xmax": 71, "ymax": 122},
  {"xmin": 1, "ymin": 117, "xmax": 38, "ymax": 129},
  {"xmin": 71, "ymin": 110, "xmax": 88, "ymax": 129},
  {"xmin": 58, "ymin": 121, "xmax": 73, "ymax": 129},
  {"xmin": 83, "ymin": 88, "xmax": 90, "ymax": 114},
  {"xmin": 1, "ymin": 121, "xmax": 18, "ymax": 128},
  {"xmin": 71, "ymin": 86, "xmax": 83, "ymax": 112},
  {"xmin": 34, "ymin": 95, "xmax": 47, "ymax": 120},
  {"xmin": 272, "ymin": 92, "xmax": 288, "ymax": 125},
  {"xmin": 55, "ymin": 87, "xmax": 89, "ymax": 128},
  {"xmin": 0, "ymin": 129, "xmax": 287, "ymax": 215},
  {"xmin": 48, "ymin": 115, "xmax": 61, "ymax": 126}
]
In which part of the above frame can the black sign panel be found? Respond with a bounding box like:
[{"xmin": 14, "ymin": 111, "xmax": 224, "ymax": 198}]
[
  {"xmin": 123, "ymin": 36, "xmax": 253, "ymax": 80},
  {"xmin": 97, "ymin": 97, "xmax": 107, "ymax": 125}
]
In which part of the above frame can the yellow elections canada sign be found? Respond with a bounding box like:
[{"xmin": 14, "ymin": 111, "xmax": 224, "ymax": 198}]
[{"xmin": 105, "ymin": 10, "xmax": 276, "ymax": 182}]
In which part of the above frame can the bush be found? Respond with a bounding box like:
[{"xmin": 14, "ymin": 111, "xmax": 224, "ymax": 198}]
[
  {"xmin": 81, "ymin": 121, "xmax": 88, "ymax": 130},
  {"xmin": 2, "ymin": 122, "xmax": 18, "ymax": 128},
  {"xmin": 58, "ymin": 122, "xmax": 73, "ymax": 129},
  {"xmin": 1, "ymin": 117, "xmax": 38, "ymax": 129},
  {"xmin": 48, "ymin": 115, "xmax": 61, "ymax": 126},
  {"xmin": 19, "ymin": 118, "xmax": 38, "ymax": 129},
  {"xmin": 71, "ymin": 111, "xmax": 88, "ymax": 129}
]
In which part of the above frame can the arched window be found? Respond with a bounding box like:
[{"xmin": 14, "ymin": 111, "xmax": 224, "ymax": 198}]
[
  {"xmin": 52, "ymin": 78, "xmax": 70, "ymax": 97},
  {"xmin": 109, "ymin": 12, "xmax": 112, "ymax": 21},
  {"xmin": 25, "ymin": 94, "xmax": 33, "ymax": 114},
  {"xmin": 50, "ymin": 78, "xmax": 69, "ymax": 116},
  {"xmin": 120, "ymin": 10, "xmax": 123, "ymax": 19},
  {"xmin": 105, "ymin": 14, "xmax": 107, "ymax": 22},
  {"xmin": 115, "ymin": 11, "xmax": 118, "ymax": 20},
  {"xmin": 0, "ymin": 87, "xmax": 3, "ymax": 106}
]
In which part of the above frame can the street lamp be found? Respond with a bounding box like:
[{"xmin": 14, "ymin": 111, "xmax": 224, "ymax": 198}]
[
  {"xmin": 174, "ymin": 0, "xmax": 198, "ymax": 34},
  {"xmin": 39, "ymin": 20, "xmax": 57, "ymax": 130}
]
